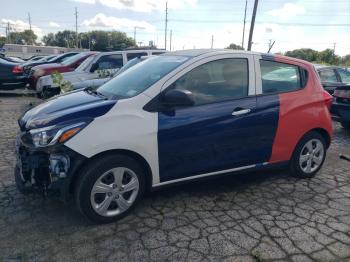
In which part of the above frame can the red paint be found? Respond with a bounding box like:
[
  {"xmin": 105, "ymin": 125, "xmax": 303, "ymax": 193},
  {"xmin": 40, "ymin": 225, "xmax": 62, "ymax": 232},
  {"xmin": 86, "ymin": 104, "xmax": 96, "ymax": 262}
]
[
  {"xmin": 269, "ymin": 55, "xmax": 333, "ymax": 163},
  {"xmin": 28, "ymin": 53, "xmax": 95, "ymax": 89}
]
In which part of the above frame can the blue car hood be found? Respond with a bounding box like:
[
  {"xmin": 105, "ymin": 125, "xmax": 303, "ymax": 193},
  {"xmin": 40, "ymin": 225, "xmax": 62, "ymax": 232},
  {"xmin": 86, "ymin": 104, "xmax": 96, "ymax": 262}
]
[{"xmin": 19, "ymin": 90, "xmax": 116, "ymax": 131}]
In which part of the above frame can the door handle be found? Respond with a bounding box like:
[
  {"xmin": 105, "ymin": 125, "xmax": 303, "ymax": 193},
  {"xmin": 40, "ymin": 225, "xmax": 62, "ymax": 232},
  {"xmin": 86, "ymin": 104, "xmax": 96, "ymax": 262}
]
[{"xmin": 232, "ymin": 108, "xmax": 251, "ymax": 116}]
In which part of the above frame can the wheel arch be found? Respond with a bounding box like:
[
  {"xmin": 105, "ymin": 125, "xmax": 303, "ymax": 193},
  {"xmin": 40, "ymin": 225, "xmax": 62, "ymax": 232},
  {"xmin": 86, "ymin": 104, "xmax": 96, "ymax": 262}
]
[
  {"xmin": 69, "ymin": 149, "xmax": 153, "ymax": 195},
  {"xmin": 308, "ymin": 127, "xmax": 331, "ymax": 149}
]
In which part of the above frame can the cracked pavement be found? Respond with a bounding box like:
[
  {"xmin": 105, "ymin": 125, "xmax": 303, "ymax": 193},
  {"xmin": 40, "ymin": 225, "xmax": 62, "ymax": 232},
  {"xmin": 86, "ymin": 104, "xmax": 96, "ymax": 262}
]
[{"xmin": 0, "ymin": 96, "xmax": 349, "ymax": 261}]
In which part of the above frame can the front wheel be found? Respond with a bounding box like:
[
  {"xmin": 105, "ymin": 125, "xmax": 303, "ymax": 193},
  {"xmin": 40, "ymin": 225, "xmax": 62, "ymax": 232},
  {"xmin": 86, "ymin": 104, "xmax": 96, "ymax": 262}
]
[
  {"xmin": 75, "ymin": 155, "xmax": 145, "ymax": 224},
  {"xmin": 289, "ymin": 132, "xmax": 326, "ymax": 178}
]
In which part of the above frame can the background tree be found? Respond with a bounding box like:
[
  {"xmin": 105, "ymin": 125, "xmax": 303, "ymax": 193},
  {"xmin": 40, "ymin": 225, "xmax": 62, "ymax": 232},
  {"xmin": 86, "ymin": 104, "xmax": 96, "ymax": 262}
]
[
  {"xmin": 42, "ymin": 30, "xmax": 135, "ymax": 50},
  {"xmin": 8, "ymin": 30, "xmax": 37, "ymax": 45},
  {"xmin": 226, "ymin": 43, "xmax": 244, "ymax": 50},
  {"xmin": 0, "ymin": 36, "xmax": 6, "ymax": 47}
]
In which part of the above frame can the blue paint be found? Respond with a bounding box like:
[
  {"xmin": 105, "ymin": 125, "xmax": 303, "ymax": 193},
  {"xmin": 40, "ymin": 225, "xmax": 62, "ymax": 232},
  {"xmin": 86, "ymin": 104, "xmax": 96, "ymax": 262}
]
[
  {"xmin": 19, "ymin": 90, "xmax": 116, "ymax": 130},
  {"xmin": 158, "ymin": 95, "xmax": 280, "ymax": 182}
]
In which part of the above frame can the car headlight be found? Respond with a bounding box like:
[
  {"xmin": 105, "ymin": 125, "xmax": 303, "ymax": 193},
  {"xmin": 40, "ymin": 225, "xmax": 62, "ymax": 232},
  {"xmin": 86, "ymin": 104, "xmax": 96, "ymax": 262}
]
[{"xmin": 29, "ymin": 122, "xmax": 88, "ymax": 148}]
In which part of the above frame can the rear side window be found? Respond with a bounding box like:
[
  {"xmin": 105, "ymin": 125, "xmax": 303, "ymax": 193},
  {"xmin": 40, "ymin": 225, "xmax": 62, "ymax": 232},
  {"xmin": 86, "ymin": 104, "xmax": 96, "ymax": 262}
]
[
  {"xmin": 260, "ymin": 60, "xmax": 305, "ymax": 94},
  {"xmin": 127, "ymin": 52, "xmax": 148, "ymax": 61},
  {"xmin": 96, "ymin": 54, "xmax": 123, "ymax": 70},
  {"xmin": 319, "ymin": 69, "xmax": 338, "ymax": 82},
  {"xmin": 337, "ymin": 69, "xmax": 350, "ymax": 84}
]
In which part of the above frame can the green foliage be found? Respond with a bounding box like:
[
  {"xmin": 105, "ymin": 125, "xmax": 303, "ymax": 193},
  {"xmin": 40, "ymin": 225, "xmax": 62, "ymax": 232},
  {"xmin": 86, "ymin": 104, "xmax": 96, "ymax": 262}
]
[
  {"xmin": 8, "ymin": 30, "xmax": 37, "ymax": 45},
  {"xmin": 42, "ymin": 30, "xmax": 77, "ymax": 48},
  {"xmin": 96, "ymin": 69, "xmax": 111, "ymax": 78},
  {"xmin": 0, "ymin": 36, "xmax": 6, "ymax": 47},
  {"xmin": 42, "ymin": 30, "xmax": 135, "ymax": 51},
  {"xmin": 51, "ymin": 71, "xmax": 74, "ymax": 93},
  {"xmin": 226, "ymin": 43, "xmax": 244, "ymax": 50},
  {"xmin": 284, "ymin": 48, "xmax": 344, "ymax": 65}
]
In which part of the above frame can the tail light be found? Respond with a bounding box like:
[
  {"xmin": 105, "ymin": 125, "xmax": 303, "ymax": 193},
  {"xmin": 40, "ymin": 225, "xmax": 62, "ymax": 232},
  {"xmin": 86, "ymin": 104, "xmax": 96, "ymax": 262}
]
[
  {"xmin": 323, "ymin": 90, "xmax": 333, "ymax": 110},
  {"xmin": 12, "ymin": 65, "xmax": 23, "ymax": 74},
  {"xmin": 333, "ymin": 88, "xmax": 350, "ymax": 99}
]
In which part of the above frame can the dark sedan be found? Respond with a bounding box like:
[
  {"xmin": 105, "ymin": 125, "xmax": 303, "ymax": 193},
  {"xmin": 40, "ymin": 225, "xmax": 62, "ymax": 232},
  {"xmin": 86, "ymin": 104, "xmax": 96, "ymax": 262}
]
[
  {"xmin": 0, "ymin": 58, "xmax": 26, "ymax": 89},
  {"xmin": 316, "ymin": 65, "xmax": 350, "ymax": 94},
  {"xmin": 21, "ymin": 52, "xmax": 79, "ymax": 76},
  {"xmin": 332, "ymin": 85, "xmax": 350, "ymax": 130}
]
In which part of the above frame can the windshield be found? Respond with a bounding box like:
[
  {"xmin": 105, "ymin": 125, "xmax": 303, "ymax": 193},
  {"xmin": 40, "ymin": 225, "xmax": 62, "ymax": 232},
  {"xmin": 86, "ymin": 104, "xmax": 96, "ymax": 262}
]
[
  {"xmin": 76, "ymin": 55, "xmax": 96, "ymax": 72},
  {"xmin": 61, "ymin": 53, "xmax": 88, "ymax": 66},
  {"xmin": 97, "ymin": 55, "xmax": 189, "ymax": 99}
]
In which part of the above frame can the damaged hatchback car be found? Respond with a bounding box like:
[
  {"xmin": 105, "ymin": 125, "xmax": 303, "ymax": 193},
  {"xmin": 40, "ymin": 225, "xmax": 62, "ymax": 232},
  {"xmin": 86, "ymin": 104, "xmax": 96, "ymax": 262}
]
[{"xmin": 15, "ymin": 49, "xmax": 333, "ymax": 223}]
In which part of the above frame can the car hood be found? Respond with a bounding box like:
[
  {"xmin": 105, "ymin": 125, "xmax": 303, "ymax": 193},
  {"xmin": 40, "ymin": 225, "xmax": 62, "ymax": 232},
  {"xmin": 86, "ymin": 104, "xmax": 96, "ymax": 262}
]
[
  {"xmin": 39, "ymin": 71, "xmax": 92, "ymax": 87},
  {"xmin": 18, "ymin": 90, "xmax": 116, "ymax": 131}
]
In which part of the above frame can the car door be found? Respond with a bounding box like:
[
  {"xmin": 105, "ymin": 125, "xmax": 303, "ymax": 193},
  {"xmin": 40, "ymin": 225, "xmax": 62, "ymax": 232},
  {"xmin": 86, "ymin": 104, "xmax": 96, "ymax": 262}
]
[
  {"xmin": 318, "ymin": 68, "xmax": 343, "ymax": 94},
  {"xmin": 254, "ymin": 56, "xmax": 308, "ymax": 164},
  {"xmin": 157, "ymin": 54, "xmax": 263, "ymax": 182}
]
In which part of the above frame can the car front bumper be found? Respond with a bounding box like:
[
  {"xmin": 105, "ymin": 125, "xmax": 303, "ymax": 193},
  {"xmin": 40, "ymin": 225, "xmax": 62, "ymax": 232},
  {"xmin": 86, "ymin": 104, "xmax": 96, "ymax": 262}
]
[{"xmin": 15, "ymin": 131, "xmax": 86, "ymax": 200}]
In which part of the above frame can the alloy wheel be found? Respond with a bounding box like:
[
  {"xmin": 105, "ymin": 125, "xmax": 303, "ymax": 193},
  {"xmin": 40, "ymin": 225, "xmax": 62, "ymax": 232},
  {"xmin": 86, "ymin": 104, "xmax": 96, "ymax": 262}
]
[{"xmin": 90, "ymin": 167, "xmax": 139, "ymax": 217}]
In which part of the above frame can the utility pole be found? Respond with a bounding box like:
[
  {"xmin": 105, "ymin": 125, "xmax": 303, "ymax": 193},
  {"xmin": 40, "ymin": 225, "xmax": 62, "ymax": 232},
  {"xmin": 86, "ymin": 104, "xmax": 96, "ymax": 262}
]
[
  {"xmin": 333, "ymin": 42, "xmax": 336, "ymax": 54},
  {"xmin": 75, "ymin": 7, "xmax": 78, "ymax": 48},
  {"xmin": 134, "ymin": 26, "xmax": 136, "ymax": 43},
  {"xmin": 7, "ymin": 22, "xmax": 11, "ymax": 44},
  {"xmin": 242, "ymin": 0, "xmax": 248, "ymax": 49},
  {"xmin": 28, "ymin": 12, "xmax": 32, "ymax": 31},
  {"xmin": 165, "ymin": 1, "xmax": 168, "ymax": 50},
  {"xmin": 211, "ymin": 35, "xmax": 214, "ymax": 49},
  {"xmin": 169, "ymin": 30, "xmax": 172, "ymax": 51},
  {"xmin": 247, "ymin": 0, "xmax": 259, "ymax": 51}
]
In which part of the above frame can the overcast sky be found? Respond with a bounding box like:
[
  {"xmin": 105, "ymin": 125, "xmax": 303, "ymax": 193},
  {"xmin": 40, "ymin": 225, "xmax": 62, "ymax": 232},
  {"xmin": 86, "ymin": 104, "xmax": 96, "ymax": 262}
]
[{"xmin": 0, "ymin": 0, "xmax": 349, "ymax": 55}]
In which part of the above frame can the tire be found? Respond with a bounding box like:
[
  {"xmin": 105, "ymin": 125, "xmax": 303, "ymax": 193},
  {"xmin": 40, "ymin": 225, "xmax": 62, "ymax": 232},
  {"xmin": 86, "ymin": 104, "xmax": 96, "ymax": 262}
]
[
  {"xmin": 75, "ymin": 154, "xmax": 146, "ymax": 224},
  {"xmin": 341, "ymin": 121, "xmax": 350, "ymax": 130},
  {"xmin": 289, "ymin": 131, "xmax": 327, "ymax": 178}
]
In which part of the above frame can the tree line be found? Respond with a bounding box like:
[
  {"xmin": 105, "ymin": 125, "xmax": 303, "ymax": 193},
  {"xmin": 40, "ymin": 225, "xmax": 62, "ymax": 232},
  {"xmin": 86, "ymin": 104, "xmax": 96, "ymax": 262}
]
[
  {"xmin": 226, "ymin": 44, "xmax": 350, "ymax": 66},
  {"xmin": 0, "ymin": 30, "xmax": 349, "ymax": 66}
]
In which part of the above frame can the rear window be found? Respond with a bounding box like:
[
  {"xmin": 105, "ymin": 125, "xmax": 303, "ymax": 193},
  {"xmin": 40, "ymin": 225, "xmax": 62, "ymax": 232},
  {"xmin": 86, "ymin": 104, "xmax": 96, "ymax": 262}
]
[{"xmin": 260, "ymin": 60, "xmax": 306, "ymax": 94}]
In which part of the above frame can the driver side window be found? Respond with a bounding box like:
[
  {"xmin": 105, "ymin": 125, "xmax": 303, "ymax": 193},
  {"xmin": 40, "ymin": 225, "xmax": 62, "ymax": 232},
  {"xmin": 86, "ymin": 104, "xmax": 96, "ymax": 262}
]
[{"xmin": 171, "ymin": 58, "xmax": 248, "ymax": 106}]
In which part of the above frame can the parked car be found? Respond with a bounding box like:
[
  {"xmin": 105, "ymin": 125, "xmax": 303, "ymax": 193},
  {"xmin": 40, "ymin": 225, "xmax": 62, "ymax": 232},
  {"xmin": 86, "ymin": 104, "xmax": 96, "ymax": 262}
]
[
  {"xmin": 21, "ymin": 52, "xmax": 79, "ymax": 77},
  {"xmin": 5, "ymin": 56, "xmax": 25, "ymax": 63},
  {"xmin": 28, "ymin": 52, "xmax": 96, "ymax": 89},
  {"xmin": 26, "ymin": 55, "xmax": 47, "ymax": 61},
  {"xmin": 36, "ymin": 50, "xmax": 166, "ymax": 96},
  {"xmin": 70, "ymin": 56, "xmax": 151, "ymax": 92},
  {"xmin": 316, "ymin": 65, "xmax": 350, "ymax": 94},
  {"xmin": 0, "ymin": 57, "xmax": 26, "ymax": 89},
  {"xmin": 15, "ymin": 50, "xmax": 332, "ymax": 223},
  {"xmin": 331, "ymin": 85, "xmax": 350, "ymax": 130}
]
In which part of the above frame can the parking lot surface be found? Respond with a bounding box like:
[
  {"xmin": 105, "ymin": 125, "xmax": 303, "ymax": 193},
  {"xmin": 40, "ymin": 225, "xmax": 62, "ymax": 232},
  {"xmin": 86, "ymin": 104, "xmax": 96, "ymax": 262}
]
[{"xmin": 0, "ymin": 96, "xmax": 349, "ymax": 262}]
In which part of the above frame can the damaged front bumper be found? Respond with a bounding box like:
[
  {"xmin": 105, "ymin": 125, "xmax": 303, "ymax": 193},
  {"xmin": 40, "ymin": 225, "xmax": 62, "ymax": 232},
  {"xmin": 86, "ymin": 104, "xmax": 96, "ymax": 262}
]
[{"xmin": 15, "ymin": 131, "xmax": 86, "ymax": 200}]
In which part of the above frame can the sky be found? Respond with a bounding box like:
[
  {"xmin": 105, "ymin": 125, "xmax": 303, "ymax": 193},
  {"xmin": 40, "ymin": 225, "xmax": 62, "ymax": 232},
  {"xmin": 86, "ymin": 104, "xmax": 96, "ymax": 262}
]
[{"xmin": 0, "ymin": 0, "xmax": 349, "ymax": 55}]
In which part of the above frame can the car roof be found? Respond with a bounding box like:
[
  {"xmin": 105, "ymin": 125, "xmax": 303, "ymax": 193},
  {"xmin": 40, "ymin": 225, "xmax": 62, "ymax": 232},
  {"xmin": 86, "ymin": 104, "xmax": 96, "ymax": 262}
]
[
  {"xmin": 162, "ymin": 49, "xmax": 264, "ymax": 58},
  {"xmin": 314, "ymin": 64, "xmax": 344, "ymax": 70}
]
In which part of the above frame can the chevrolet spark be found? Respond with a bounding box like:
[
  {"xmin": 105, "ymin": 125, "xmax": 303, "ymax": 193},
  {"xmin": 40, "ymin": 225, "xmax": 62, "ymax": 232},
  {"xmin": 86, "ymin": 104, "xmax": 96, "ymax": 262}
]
[{"xmin": 15, "ymin": 50, "xmax": 333, "ymax": 223}]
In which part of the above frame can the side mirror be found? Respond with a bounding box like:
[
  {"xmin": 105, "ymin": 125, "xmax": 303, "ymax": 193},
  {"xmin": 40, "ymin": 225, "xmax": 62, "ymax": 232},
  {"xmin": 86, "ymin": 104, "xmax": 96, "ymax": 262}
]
[
  {"xmin": 90, "ymin": 63, "xmax": 98, "ymax": 73},
  {"xmin": 162, "ymin": 89, "xmax": 195, "ymax": 107}
]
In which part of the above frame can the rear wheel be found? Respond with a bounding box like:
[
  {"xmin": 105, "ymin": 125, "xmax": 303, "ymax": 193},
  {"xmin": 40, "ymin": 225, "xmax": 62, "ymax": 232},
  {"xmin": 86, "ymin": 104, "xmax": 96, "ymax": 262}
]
[
  {"xmin": 289, "ymin": 132, "xmax": 326, "ymax": 178},
  {"xmin": 75, "ymin": 155, "xmax": 145, "ymax": 224},
  {"xmin": 341, "ymin": 121, "xmax": 350, "ymax": 130}
]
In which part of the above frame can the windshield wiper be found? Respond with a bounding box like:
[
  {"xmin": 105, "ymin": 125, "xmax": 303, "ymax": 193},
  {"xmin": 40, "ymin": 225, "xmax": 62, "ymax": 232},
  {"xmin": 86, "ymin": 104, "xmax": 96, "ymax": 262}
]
[{"xmin": 84, "ymin": 87, "xmax": 108, "ymax": 99}]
